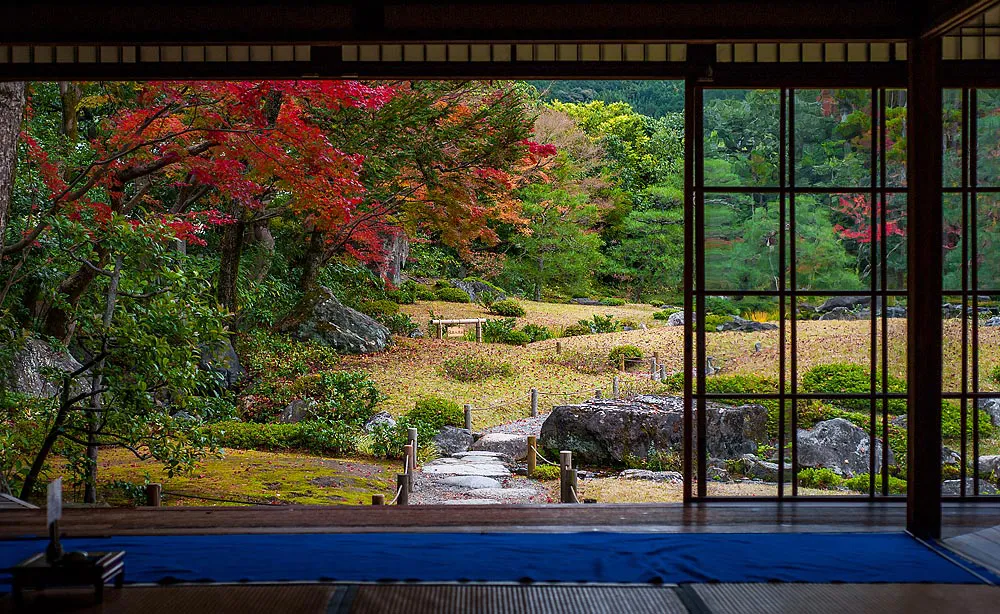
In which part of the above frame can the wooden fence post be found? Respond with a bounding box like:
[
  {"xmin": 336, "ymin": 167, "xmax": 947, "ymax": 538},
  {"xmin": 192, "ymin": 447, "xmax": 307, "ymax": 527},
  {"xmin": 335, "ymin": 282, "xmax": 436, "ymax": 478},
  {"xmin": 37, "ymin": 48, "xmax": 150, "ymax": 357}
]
[
  {"xmin": 650, "ymin": 358, "xmax": 658, "ymax": 381},
  {"xmin": 437, "ymin": 322, "xmax": 444, "ymax": 339},
  {"xmin": 372, "ymin": 494, "xmax": 385, "ymax": 505},
  {"xmin": 619, "ymin": 354, "xmax": 626, "ymax": 371},
  {"xmin": 659, "ymin": 364, "xmax": 667, "ymax": 381},
  {"xmin": 407, "ymin": 427, "xmax": 418, "ymax": 469},
  {"xmin": 613, "ymin": 376, "xmax": 620, "ymax": 398},
  {"xmin": 464, "ymin": 404, "xmax": 473, "ymax": 430},
  {"xmin": 559, "ymin": 451, "xmax": 573, "ymax": 503},
  {"xmin": 595, "ymin": 388, "xmax": 602, "ymax": 399},
  {"xmin": 527, "ymin": 436, "xmax": 537, "ymax": 477},
  {"xmin": 556, "ymin": 341, "xmax": 562, "ymax": 355},
  {"xmin": 530, "ymin": 388, "xmax": 538, "ymax": 417},
  {"xmin": 476, "ymin": 320, "xmax": 483, "ymax": 343},
  {"xmin": 145, "ymin": 483, "xmax": 161, "ymax": 507},
  {"xmin": 396, "ymin": 474, "xmax": 408, "ymax": 505},
  {"xmin": 403, "ymin": 444, "xmax": 414, "ymax": 491}
]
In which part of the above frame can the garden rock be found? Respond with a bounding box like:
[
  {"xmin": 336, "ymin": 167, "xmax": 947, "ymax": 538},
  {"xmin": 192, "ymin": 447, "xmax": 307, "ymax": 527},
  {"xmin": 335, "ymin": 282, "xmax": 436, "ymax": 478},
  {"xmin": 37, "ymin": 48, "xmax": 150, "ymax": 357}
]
[
  {"xmin": 450, "ymin": 279, "xmax": 506, "ymax": 303},
  {"xmin": 275, "ymin": 286, "xmax": 390, "ymax": 354},
  {"xmin": 979, "ymin": 398, "xmax": 1000, "ymax": 428},
  {"xmin": 818, "ymin": 296, "xmax": 870, "ymax": 312},
  {"xmin": 740, "ymin": 454, "xmax": 779, "ymax": 482},
  {"xmin": 856, "ymin": 306, "xmax": 907, "ymax": 319},
  {"xmin": 279, "ymin": 399, "xmax": 315, "ymax": 423},
  {"xmin": 796, "ymin": 418, "xmax": 891, "ymax": 477},
  {"xmin": 942, "ymin": 446, "xmax": 961, "ymax": 465},
  {"xmin": 942, "ymin": 479, "xmax": 999, "ymax": 495},
  {"xmin": 439, "ymin": 475, "xmax": 502, "ymax": 489},
  {"xmin": 363, "ymin": 411, "xmax": 396, "ymax": 433},
  {"xmin": 466, "ymin": 487, "xmax": 539, "ymax": 501},
  {"xmin": 619, "ymin": 469, "xmax": 682, "ymax": 482},
  {"xmin": 469, "ymin": 433, "xmax": 528, "ymax": 461},
  {"xmin": 433, "ymin": 426, "xmax": 474, "ymax": 455},
  {"xmin": 985, "ymin": 316, "xmax": 1000, "ymax": 327},
  {"xmin": 667, "ymin": 311, "xmax": 687, "ymax": 327},
  {"xmin": 539, "ymin": 396, "xmax": 767, "ymax": 465},
  {"xmin": 4, "ymin": 338, "xmax": 88, "ymax": 398},
  {"xmin": 942, "ymin": 303, "xmax": 964, "ymax": 319},
  {"xmin": 717, "ymin": 316, "xmax": 778, "ymax": 332},
  {"xmin": 818, "ymin": 307, "xmax": 858, "ymax": 321},
  {"xmin": 571, "ymin": 298, "xmax": 603, "ymax": 306},
  {"xmin": 977, "ymin": 455, "xmax": 1000, "ymax": 478},
  {"xmin": 199, "ymin": 339, "xmax": 244, "ymax": 388}
]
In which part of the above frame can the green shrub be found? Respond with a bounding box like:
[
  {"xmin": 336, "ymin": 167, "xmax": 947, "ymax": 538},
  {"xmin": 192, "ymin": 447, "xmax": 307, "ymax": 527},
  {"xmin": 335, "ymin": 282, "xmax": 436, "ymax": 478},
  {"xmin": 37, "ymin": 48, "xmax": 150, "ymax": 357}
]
[
  {"xmin": 941, "ymin": 400, "xmax": 995, "ymax": 439},
  {"xmin": 207, "ymin": 420, "xmax": 354, "ymax": 455},
  {"xmin": 530, "ymin": 465, "xmax": 560, "ymax": 480},
  {"xmin": 184, "ymin": 395, "xmax": 239, "ymax": 423},
  {"xmin": 601, "ymin": 297, "xmax": 626, "ymax": 306},
  {"xmin": 579, "ymin": 314, "xmax": 620, "ymax": 334},
  {"xmin": 705, "ymin": 297, "xmax": 738, "ymax": 315},
  {"xmin": 369, "ymin": 422, "xmax": 407, "ymax": 459},
  {"xmin": 382, "ymin": 313, "xmax": 420, "ymax": 336},
  {"xmin": 441, "ymin": 356, "xmax": 515, "ymax": 382},
  {"xmin": 238, "ymin": 330, "xmax": 339, "ymax": 378},
  {"xmin": 358, "ymin": 300, "xmax": 400, "ymax": 320},
  {"xmin": 411, "ymin": 283, "xmax": 437, "ymax": 301},
  {"xmin": 990, "ymin": 365, "xmax": 1000, "ymax": 387},
  {"xmin": 797, "ymin": 467, "xmax": 843, "ymax": 489},
  {"xmin": 561, "ymin": 323, "xmax": 592, "ymax": 337},
  {"xmin": 490, "ymin": 299, "xmax": 526, "ymax": 318},
  {"xmin": 503, "ymin": 330, "xmax": 531, "ymax": 345},
  {"xmin": 843, "ymin": 473, "xmax": 907, "ymax": 495},
  {"xmin": 521, "ymin": 324, "xmax": 552, "ymax": 343},
  {"xmin": 652, "ymin": 310, "xmax": 673, "ymax": 321},
  {"xmin": 609, "ymin": 344, "xmax": 644, "ymax": 366},
  {"xmin": 476, "ymin": 289, "xmax": 501, "ymax": 311},
  {"xmin": 409, "ymin": 396, "xmax": 465, "ymax": 430},
  {"xmin": 702, "ymin": 314, "xmax": 733, "ymax": 331},
  {"xmin": 435, "ymin": 287, "xmax": 471, "ymax": 303},
  {"xmin": 482, "ymin": 318, "xmax": 516, "ymax": 343},
  {"xmin": 800, "ymin": 363, "xmax": 907, "ymax": 414}
]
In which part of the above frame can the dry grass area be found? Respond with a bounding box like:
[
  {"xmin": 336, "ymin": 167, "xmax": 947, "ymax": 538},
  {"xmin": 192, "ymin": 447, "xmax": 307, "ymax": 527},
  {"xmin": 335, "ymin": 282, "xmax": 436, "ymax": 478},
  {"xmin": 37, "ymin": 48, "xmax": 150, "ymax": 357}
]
[
  {"xmin": 48, "ymin": 448, "xmax": 397, "ymax": 507},
  {"xmin": 339, "ymin": 314, "xmax": 1000, "ymax": 429},
  {"xmin": 577, "ymin": 478, "xmax": 852, "ymax": 503},
  {"xmin": 400, "ymin": 299, "xmax": 663, "ymax": 331}
]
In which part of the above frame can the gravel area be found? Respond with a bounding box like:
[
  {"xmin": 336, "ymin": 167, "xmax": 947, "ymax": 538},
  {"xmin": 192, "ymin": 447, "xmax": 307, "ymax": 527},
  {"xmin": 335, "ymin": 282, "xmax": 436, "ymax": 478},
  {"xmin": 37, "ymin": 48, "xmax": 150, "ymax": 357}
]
[{"xmin": 482, "ymin": 414, "xmax": 547, "ymax": 437}]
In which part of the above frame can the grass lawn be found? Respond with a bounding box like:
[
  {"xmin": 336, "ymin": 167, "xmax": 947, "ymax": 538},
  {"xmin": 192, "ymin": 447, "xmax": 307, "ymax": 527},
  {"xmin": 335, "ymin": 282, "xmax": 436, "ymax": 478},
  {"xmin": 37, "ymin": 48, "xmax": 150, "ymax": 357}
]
[
  {"xmin": 400, "ymin": 299, "xmax": 663, "ymax": 331},
  {"xmin": 46, "ymin": 448, "xmax": 398, "ymax": 507}
]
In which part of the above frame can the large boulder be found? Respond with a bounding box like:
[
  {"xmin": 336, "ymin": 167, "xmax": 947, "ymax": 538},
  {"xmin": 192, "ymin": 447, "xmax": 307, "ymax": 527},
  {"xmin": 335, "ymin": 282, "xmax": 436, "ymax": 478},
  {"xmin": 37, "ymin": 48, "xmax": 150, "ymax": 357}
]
[
  {"xmin": 279, "ymin": 399, "xmax": 315, "ymax": 423},
  {"xmin": 717, "ymin": 316, "xmax": 778, "ymax": 332},
  {"xmin": 797, "ymin": 418, "xmax": 892, "ymax": 477},
  {"xmin": 942, "ymin": 479, "xmax": 999, "ymax": 495},
  {"xmin": 818, "ymin": 296, "xmax": 870, "ymax": 312},
  {"xmin": 739, "ymin": 454, "xmax": 780, "ymax": 482},
  {"xmin": 667, "ymin": 311, "xmax": 687, "ymax": 327},
  {"xmin": 979, "ymin": 398, "xmax": 1000, "ymax": 428},
  {"xmin": 818, "ymin": 307, "xmax": 858, "ymax": 321},
  {"xmin": 363, "ymin": 411, "xmax": 397, "ymax": 433},
  {"xmin": 538, "ymin": 396, "xmax": 767, "ymax": 465},
  {"xmin": 199, "ymin": 339, "xmax": 244, "ymax": 389},
  {"xmin": 449, "ymin": 279, "xmax": 506, "ymax": 303},
  {"xmin": 275, "ymin": 286, "xmax": 390, "ymax": 354},
  {"xmin": 469, "ymin": 432, "xmax": 528, "ymax": 461},
  {"xmin": 433, "ymin": 426, "xmax": 474, "ymax": 456},
  {"xmin": 977, "ymin": 455, "xmax": 1000, "ymax": 478},
  {"xmin": 4, "ymin": 338, "xmax": 88, "ymax": 398}
]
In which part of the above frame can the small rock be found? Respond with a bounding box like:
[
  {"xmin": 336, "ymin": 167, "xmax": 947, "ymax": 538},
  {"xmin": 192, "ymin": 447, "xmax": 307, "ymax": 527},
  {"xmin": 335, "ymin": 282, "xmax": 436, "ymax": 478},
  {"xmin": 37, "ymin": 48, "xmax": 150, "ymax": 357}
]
[
  {"xmin": 452, "ymin": 451, "xmax": 505, "ymax": 459},
  {"xmin": 4, "ymin": 338, "xmax": 89, "ymax": 398},
  {"xmin": 717, "ymin": 316, "xmax": 778, "ymax": 332},
  {"xmin": 818, "ymin": 306, "xmax": 858, "ymax": 321},
  {"xmin": 667, "ymin": 311, "xmax": 687, "ymax": 327},
  {"xmin": 977, "ymin": 455, "xmax": 1000, "ymax": 478},
  {"xmin": 942, "ymin": 446, "xmax": 961, "ymax": 465},
  {"xmin": 199, "ymin": 339, "xmax": 244, "ymax": 389},
  {"xmin": 466, "ymin": 488, "xmax": 539, "ymax": 500},
  {"xmin": 985, "ymin": 316, "xmax": 1000, "ymax": 327},
  {"xmin": 439, "ymin": 475, "xmax": 502, "ymax": 489},
  {"xmin": 797, "ymin": 418, "xmax": 891, "ymax": 477},
  {"xmin": 274, "ymin": 286, "xmax": 390, "ymax": 354},
  {"xmin": 469, "ymin": 433, "xmax": 529, "ymax": 461},
  {"xmin": 707, "ymin": 466, "xmax": 732, "ymax": 482},
  {"xmin": 421, "ymin": 462, "xmax": 510, "ymax": 477},
  {"xmin": 620, "ymin": 469, "xmax": 683, "ymax": 482},
  {"xmin": 279, "ymin": 399, "xmax": 315, "ymax": 424},
  {"xmin": 942, "ymin": 479, "xmax": 999, "ymax": 495},
  {"xmin": 818, "ymin": 296, "xmax": 871, "ymax": 312},
  {"xmin": 433, "ymin": 426, "xmax": 473, "ymax": 455},
  {"xmin": 979, "ymin": 398, "xmax": 1000, "ymax": 428},
  {"xmin": 740, "ymin": 454, "xmax": 779, "ymax": 482},
  {"xmin": 363, "ymin": 410, "xmax": 396, "ymax": 433}
]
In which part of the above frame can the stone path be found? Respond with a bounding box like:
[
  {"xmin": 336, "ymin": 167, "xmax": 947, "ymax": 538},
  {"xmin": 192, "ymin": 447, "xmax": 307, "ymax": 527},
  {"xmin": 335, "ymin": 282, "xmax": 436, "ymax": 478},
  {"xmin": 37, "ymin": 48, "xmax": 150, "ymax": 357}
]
[
  {"xmin": 482, "ymin": 414, "xmax": 546, "ymax": 438},
  {"xmin": 412, "ymin": 451, "xmax": 551, "ymax": 505}
]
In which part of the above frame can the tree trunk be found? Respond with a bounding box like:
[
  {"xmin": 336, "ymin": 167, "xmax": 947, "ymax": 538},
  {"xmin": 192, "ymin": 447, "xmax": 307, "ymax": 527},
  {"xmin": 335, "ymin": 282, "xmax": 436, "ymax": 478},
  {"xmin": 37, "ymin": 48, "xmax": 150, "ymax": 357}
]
[
  {"xmin": 41, "ymin": 249, "xmax": 106, "ymax": 342},
  {"xmin": 58, "ymin": 82, "xmax": 82, "ymax": 142},
  {"xmin": 0, "ymin": 82, "xmax": 26, "ymax": 249},
  {"xmin": 299, "ymin": 229, "xmax": 324, "ymax": 291},
  {"xmin": 248, "ymin": 221, "xmax": 275, "ymax": 283},
  {"xmin": 216, "ymin": 218, "xmax": 245, "ymax": 315},
  {"xmin": 20, "ymin": 380, "xmax": 74, "ymax": 501}
]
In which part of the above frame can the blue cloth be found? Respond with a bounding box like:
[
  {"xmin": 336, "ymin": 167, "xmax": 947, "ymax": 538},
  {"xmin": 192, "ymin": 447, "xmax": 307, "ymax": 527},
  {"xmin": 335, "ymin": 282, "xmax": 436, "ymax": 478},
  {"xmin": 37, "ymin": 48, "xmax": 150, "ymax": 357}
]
[{"xmin": 0, "ymin": 532, "xmax": 991, "ymax": 586}]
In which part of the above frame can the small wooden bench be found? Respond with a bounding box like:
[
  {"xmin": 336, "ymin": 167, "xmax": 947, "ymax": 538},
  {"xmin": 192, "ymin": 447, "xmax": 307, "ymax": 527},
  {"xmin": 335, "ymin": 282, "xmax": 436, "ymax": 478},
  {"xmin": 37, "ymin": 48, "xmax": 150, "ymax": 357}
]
[{"xmin": 431, "ymin": 318, "xmax": 487, "ymax": 342}]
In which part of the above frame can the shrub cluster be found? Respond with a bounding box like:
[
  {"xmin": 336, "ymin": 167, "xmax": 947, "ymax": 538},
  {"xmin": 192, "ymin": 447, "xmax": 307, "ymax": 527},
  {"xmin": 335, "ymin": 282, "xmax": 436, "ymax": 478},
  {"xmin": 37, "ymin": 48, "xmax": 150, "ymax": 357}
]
[
  {"xmin": 843, "ymin": 473, "xmax": 907, "ymax": 494},
  {"xmin": 490, "ymin": 299, "xmax": 526, "ymax": 318},
  {"xmin": 797, "ymin": 467, "xmax": 842, "ymax": 489},
  {"xmin": 560, "ymin": 323, "xmax": 592, "ymax": 337},
  {"xmin": 578, "ymin": 314, "xmax": 620, "ymax": 334},
  {"xmin": 435, "ymin": 287, "xmax": 471, "ymax": 303},
  {"xmin": 358, "ymin": 300, "xmax": 400, "ymax": 321},
  {"xmin": 442, "ymin": 355, "xmax": 515, "ymax": 382},
  {"xmin": 480, "ymin": 318, "xmax": 533, "ymax": 345},
  {"xmin": 206, "ymin": 420, "xmax": 355, "ymax": 455},
  {"xmin": 409, "ymin": 396, "xmax": 465, "ymax": 430},
  {"xmin": 608, "ymin": 344, "xmax": 644, "ymax": 366},
  {"xmin": 521, "ymin": 324, "xmax": 552, "ymax": 343},
  {"xmin": 239, "ymin": 330, "xmax": 339, "ymax": 378},
  {"xmin": 800, "ymin": 363, "xmax": 907, "ymax": 414}
]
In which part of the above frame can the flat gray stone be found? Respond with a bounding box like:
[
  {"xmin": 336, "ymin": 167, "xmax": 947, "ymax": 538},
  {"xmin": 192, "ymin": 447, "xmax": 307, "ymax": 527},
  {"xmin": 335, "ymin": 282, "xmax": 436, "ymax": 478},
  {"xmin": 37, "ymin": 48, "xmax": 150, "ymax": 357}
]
[
  {"xmin": 466, "ymin": 488, "xmax": 539, "ymax": 500},
  {"xmin": 441, "ymin": 499, "xmax": 500, "ymax": 505},
  {"xmin": 421, "ymin": 463, "xmax": 511, "ymax": 477},
  {"xmin": 439, "ymin": 475, "xmax": 503, "ymax": 489},
  {"xmin": 452, "ymin": 451, "xmax": 504, "ymax": 459},
  {"xmin": 620, "ymin": 469, "xmax": 683, "ymax": 482},
  {"xmin": 469, "ymin": 433, "xmax": 528, "ymax": 461}
]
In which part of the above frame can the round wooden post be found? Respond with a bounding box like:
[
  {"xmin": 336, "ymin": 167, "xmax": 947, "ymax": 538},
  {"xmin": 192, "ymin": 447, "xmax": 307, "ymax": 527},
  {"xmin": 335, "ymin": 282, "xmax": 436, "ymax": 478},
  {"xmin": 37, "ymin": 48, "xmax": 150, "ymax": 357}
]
[
  {"xmin": 556, "ymin": 341, "xmax": 562, "ymax": 354},
  {"xmin": 612, "ymin": 376, "xmax": 620, "ymax": 398},
  {"xmin": 403, "ymin": 444, "xmax": 414, "ymax": 491},
  {"xmin": 569, "ymin": 469, "xmax": 579, "ymax": 503},
  {"xmin": 145, "ymin": 483, "xmax": 162, "ymax": 507},
  {"xmin": 559, "ymin": 451, "xmax": 573, "ymax": 503},
  {"xmin": 372, "ymin": 494, "xmax": 385, "ymax": 505},
  {"xmin": 527, "ymin": 436, "xmax": 537, "ymax": 477},
  {"xmin": 659, "ymin": 364, "xmax": 667, "ymax": 381},
  {"xmin": 476, "ymin": 320, "xmax": 483, "ymax": 343},
  {"xmin": 653, "ymin": 351, "xmax": 660, "ymax": 363},
  {"xmin": 619, "ymin": 354, "xmax": 626, "ymax": 371},
  {"xmin": 396, "ymin": 474, "xmax": 409, "ymax": 505},
  {"xmin": 437, "ymin": 322, "xmax": 444, "ymax": 339},
  {"xmin": 464, "ymin": 404, "xmax": 473, "ymax": 430},
  {"xmin": 595, "ymin": 388, "xmax": 602, "ymax": 399},
  {"xmin": 407, "ymin": 427, "xmax": 418, "ymax": 468},
  {"xmin": 530, "ymin": 388, "xmax": 538, "ymax": 417},
  {"xmin": 650, "ymin": 358, "xmax": 657, "ymax": 380}
]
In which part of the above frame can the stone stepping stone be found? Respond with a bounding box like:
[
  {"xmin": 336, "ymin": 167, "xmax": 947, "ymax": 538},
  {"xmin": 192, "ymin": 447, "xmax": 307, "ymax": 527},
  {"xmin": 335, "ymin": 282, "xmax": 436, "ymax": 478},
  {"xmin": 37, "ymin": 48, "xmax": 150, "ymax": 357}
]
[
  {"xmin": 466, "ymin": 488, "xmax": 538, "ymax": 500},
  {"xmin": 452, "ymin": 451, "xmax": 504, "ymax": 459},
  {"xmin": 441, "ymin": 499, "xmax": 500, "ymax": 505},
  {"xmin": 439, "ymin": 475, "xmax": 503, "ymax": 489},
  {"xmin": 421, "ymin": 463, "xmax": 510, "ymax": 477},
  {"xmin": 469, "ymin": 433, "xmax": 528, "ymax": 461}
]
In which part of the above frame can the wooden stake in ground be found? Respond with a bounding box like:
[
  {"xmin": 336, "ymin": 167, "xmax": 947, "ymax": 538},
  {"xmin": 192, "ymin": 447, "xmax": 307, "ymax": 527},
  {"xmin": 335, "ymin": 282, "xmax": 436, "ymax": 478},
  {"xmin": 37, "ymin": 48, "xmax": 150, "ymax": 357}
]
[
  {"xmin": 527, "ymin": 436, "xmax": 537, "ymax": 477},
  {"xmin": 530, "ymin": 388, "xmax": 538, "ymax": 417}
]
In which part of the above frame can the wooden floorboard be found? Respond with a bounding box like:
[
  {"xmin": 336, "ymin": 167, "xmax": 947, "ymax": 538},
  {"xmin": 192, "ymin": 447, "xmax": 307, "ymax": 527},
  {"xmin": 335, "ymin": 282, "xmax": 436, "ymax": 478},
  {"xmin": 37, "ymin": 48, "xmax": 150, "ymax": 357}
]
[
  {"xmin": 0, "ymin": 501, "xmax": 997, "ymax": 539},
  {"xmin": 944, "ymin": 525, "xmax": 1000, "ymax": 575}
]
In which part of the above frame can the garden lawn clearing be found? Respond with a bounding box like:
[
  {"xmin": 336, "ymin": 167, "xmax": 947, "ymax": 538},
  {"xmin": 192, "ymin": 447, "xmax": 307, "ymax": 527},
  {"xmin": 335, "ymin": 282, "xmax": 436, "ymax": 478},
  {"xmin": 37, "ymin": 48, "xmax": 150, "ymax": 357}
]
[
  {"xmin": 46, "ymin": 448, "xmax": 397, "ymax": 507},
  {"xmin": 401, "ymin": 299, "xmax": 662, "ymax": 331}
]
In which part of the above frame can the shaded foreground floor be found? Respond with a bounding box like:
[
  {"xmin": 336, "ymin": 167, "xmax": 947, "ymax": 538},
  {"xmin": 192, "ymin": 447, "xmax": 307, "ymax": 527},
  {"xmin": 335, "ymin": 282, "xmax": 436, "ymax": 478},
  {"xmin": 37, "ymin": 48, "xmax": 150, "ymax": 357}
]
[{"xmin": 3, "ymin": 583, "xmax": 999, "ymax": 614}]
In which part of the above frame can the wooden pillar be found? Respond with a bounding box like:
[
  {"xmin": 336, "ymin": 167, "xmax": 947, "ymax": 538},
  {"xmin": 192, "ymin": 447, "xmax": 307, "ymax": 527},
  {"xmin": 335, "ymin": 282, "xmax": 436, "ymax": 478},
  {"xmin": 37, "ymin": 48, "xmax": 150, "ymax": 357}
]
[
  {"xmin": 527, "ymin": 436, "xmax": 537, "ymax": 477},
  {"xmin": 436, "ymin": 322, "xmax": 443, "ymax": 339},
  {"xmin": 464, "ymin": 404, "xmax": 473, "ymax": 430},
  {"xmin": 613, "ymin": 376, "xmax": 620, "ymax": 398},
  {"xmin": 619, "ymin": 354, "xmax": 626, "ymax": 371},
  {"xmin": 145, "ymin": 483, "xmax": 161, "ymax": 507},
  {"xmin": 407, "ymin": 427, "xmax": 418, "ymax": 469},
  {"xmin": 556, "ymin": 341, "xmax": 562, "ymax": 355},
  {"xmin": 559, "ymin": 451, "xmax": 573, "ymax": 503},
  {"xmin": 372, "ymin": 494, "xmax": 384, "ymax": 505},
  {"xmin": 530, "ymin": 388, "xmax": 538, "ymax": 417},
  {"xmin": 907, "ymin": 36, "xmax": 943, "ymax": 540},
  {"xmin": 476, "ymin": 320, "xmax": 483, "ymax": 343},
  {"xmin": 396, "ymin": 474, "xmax": 408, "ymax": 506}
]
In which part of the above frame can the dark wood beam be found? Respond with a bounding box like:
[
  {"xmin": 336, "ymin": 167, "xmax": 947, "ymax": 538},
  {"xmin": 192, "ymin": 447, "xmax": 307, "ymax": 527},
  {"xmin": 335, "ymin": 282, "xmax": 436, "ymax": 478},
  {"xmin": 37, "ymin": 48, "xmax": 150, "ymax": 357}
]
[
  {"xmin": 922, "ymin": 0, "xmax": 999, "ymax": 39},
  {"xmin": 906, "ymin": 35, "xmax": 943, "ymax": 540},
  {"xmin": 2, "ymin": 2, "xmax": 915, "ymax": 45}
]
